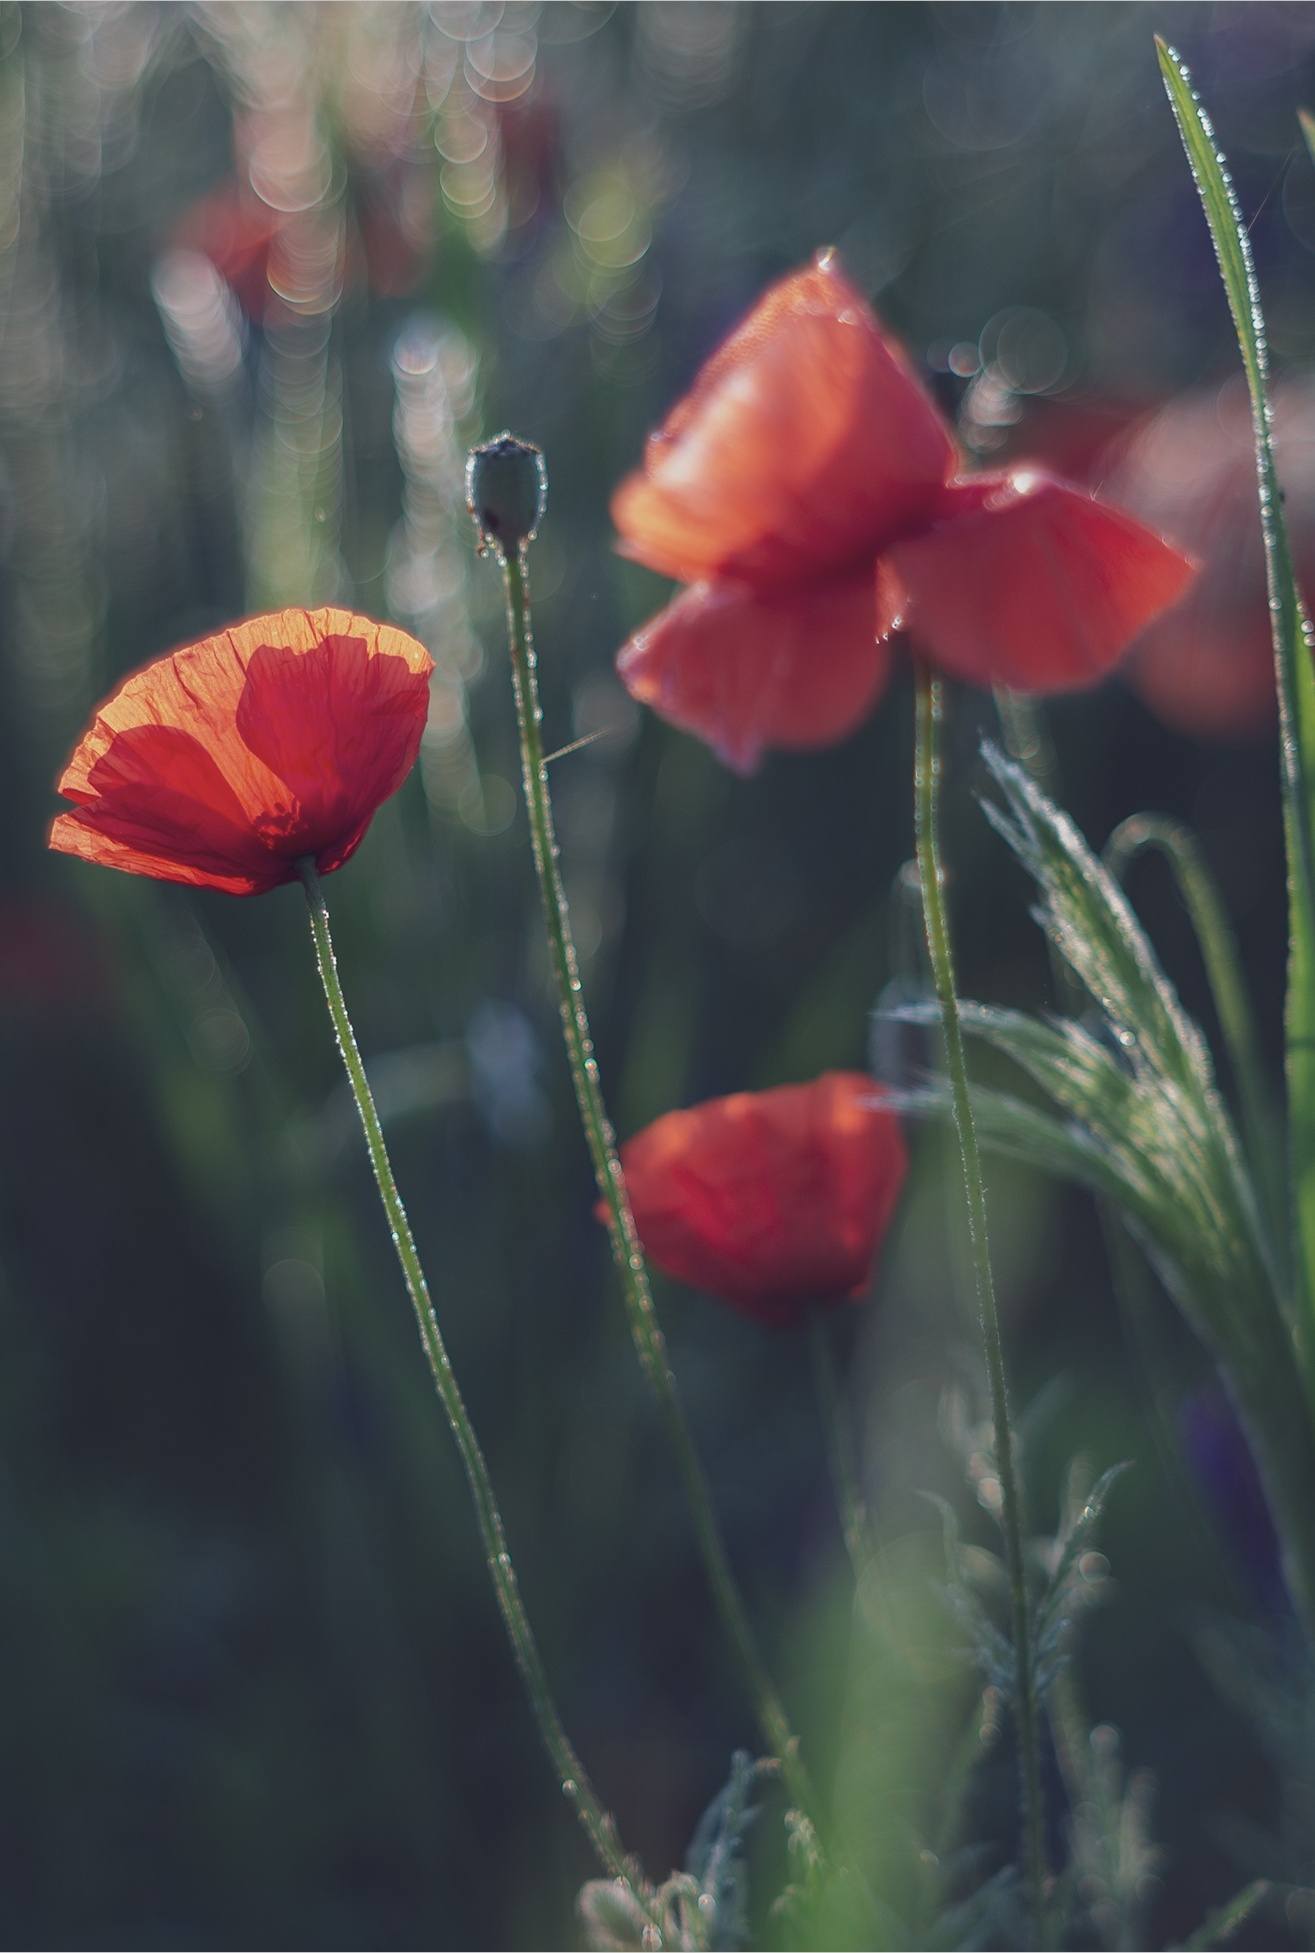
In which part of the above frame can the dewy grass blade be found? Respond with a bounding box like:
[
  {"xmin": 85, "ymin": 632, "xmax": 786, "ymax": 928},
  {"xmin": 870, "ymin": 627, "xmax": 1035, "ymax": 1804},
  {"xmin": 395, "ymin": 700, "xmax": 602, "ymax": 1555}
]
[
  {"xmin": 1157, "ymin": 39, "xmax": 1315, "ymax": 1405},
  {"xmin": 1105, "ymin": 814, "xmax": 1283, "ymax": 1252}
]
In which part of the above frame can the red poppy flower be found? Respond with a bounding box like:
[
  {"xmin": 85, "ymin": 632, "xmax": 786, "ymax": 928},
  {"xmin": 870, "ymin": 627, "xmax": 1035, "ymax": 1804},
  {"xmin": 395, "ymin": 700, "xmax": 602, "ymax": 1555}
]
[
  {"xmin": 612, "ymin": 253, "xmax": 1195, "ymax": 772},
  {"xmin": 605, "ymin": 1072, "xmax": 907, "ymax": 1326},
  {"xmin": 48, "ymin": 608, "xmax": 434, "ymax": 895}
]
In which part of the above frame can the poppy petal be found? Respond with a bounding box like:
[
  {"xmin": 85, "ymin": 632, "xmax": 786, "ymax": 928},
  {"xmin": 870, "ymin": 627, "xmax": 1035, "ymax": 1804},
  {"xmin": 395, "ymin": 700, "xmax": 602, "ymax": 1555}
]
[
  {"xmin": 51, "ymin": 608, "xmax": 433, "ymax": 894},
  {"xmin": 50, "ymin": 723, "xmax": 281, "ymax": 890},
  {"xmin": 612, "ymin": 253, "xmax": 956, "ymax": 588},
  {"xmin": 609, "ymin": 1073, "xmax": 907, "ymax": 1326},
  {"xmin": 883, "ymin": 470, "xmax": 1196, "ymax": 692},
  {"xmin": 235, "ymin": 629, "xmax": 434, "ymax": 871},
  {"xmin": 615, "ymin": 567, "xmax": 893, "ymax": 774}
]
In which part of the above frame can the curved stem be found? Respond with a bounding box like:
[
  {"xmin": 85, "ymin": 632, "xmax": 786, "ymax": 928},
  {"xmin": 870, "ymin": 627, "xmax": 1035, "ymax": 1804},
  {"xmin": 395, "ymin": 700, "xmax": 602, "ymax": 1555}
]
[
  {"xmin": 296, "ymin": 859, "xmax": 651, "ymax": 1915},
  {"xmin": 1105, "ymin": 814, "xmax": 1283, "ymax": 1252},
  {"xmin": 911, "ymin": 669, "xmax": 1047, "ymax": 1939},
  {"xmin": 495, "ymin": 546, "xmax": 817, "ymax": 1825}
]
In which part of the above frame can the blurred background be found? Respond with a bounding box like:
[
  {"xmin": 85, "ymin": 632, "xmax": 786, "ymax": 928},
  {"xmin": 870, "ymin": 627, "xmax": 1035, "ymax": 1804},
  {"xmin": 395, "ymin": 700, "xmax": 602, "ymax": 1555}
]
[{"xmin": 3, "ymin": 2, "xmax": 1315, "ymax": 1945}]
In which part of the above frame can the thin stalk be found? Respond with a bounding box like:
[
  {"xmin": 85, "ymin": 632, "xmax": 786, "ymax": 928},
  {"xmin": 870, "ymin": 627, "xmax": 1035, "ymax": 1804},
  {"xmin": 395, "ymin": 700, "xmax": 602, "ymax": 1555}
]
[
  {"xmin": 495, "ymin": 545, "xmax": 817, "ymax": 1824},
  {"xmin": 296, "ymin": 859, "xmax": 653, "ymax": 1919},
  {"xmin": 809, "ymin": 1320, "xmax": 871, "ymax": 1585},
  {"xmin": 911, "ymin": 669, "xmax": 1047, "ymax": 1938}
]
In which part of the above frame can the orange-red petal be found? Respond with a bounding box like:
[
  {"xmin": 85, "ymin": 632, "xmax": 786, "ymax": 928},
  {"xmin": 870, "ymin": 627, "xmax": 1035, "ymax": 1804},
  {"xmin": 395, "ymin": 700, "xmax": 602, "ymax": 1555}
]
[
  {"xmin": 883, "ymin": 470, "xmax": 1196, "ymax": 693},
  {"xmin": 50, "ymin": 608, "xmax": 433, "ymax": 894},
  {"xmin": 615, "ymin": 566, "xmax": 894, "ymax": 774},
  {"xmin": 608, "ymin": 1072, "xmax": 907, "ymax": 1326},
  {"xmin": 611, "ymin": 253, "xmax": 956, "ymax": 590}
]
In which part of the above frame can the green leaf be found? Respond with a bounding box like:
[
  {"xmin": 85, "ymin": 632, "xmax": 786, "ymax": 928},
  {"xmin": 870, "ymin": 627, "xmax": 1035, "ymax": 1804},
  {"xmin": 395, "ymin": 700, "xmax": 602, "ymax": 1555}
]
[
  {"xmin": 1035, "ymin": 1462, "xmax": 1131, "ymax": 1648},
  {"xmin": 1157, "ymin": 39, "xmax": 1315, "ymax": 1404},
  {"xmin": 683, "ymin": 1750, "xmax": 771, "ymax": 1951},
  {"xmin": 1175, "ymin": 1879, "xmax": 1271, "ymax": 1951}
]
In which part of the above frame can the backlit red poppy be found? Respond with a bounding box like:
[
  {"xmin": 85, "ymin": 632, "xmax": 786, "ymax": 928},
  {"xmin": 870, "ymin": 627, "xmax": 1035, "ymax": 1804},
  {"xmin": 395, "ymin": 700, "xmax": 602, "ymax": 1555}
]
[
  {"xmin": 606, "ymin": 1072, "xmax": 907, "ymax": 1326},
  {"xmin": 612, "ymin": 253, "xmax": 1195, "ymax": 772},
  {"xmin": 49, "ymin": 609, "xmax": 434, "ymax": 895}
]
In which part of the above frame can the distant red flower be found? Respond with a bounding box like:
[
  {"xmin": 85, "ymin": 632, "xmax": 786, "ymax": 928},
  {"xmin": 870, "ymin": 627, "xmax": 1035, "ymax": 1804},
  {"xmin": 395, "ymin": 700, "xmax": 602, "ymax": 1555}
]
[
  {"xmin": 1097, "ymin": 382, "xmax": 1315, "ymax": 739},
  {"xmin": 606, "ymin": 1072, "xmax": 907, "ymax": 1326},
  {"xmin": 174, "ymin": 178, "xmax": 423, "ymax": 324},
  {"xmin": 612, "ymin": 253, "xmax": 1195, "ymax": 772},
  {"xmin": 173, "ymin": 183, "xmax": 286, "ymax": 322},
  {"xmin": 49, "ymin": 609, "xmax": 433, "ymax": 895}
]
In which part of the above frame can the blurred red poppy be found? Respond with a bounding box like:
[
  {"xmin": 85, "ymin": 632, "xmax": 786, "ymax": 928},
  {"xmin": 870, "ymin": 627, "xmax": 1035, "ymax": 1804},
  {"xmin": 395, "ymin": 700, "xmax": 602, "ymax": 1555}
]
[
  {"xmin": 612, "ymin": 253, "xmax": 1195, "ymax": 771},
  {"xmin": 605, "ymin": 1072, "xmax": 907, "ymax": 1326},
  {"xmin": 49, "ymin": 609, "xmax": 433, "ymax": 896},
  {"xmin": 174, "ymin": 178, "xmax": 423, "ymax": 324},
  {"xmin": 1097, "ymin": 381, "xmax": 1315, "ymax": 738},
  {"xmin": 173, "ymin": 183, "xmax": 286, "ymax": 323}
]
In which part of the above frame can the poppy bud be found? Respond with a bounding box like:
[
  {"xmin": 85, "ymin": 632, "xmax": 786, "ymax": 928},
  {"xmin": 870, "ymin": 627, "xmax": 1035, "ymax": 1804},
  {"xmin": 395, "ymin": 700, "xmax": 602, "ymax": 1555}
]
[{"xmin": 466, "ymin": 431, "xmax": 547, "ymax": 555}]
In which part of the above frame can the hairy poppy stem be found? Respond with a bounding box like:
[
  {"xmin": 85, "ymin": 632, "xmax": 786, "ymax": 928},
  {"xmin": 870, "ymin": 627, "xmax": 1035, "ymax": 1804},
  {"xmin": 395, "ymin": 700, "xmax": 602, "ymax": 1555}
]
[
  {"xmin": 295, "ymin": 858, "xmax": 654, "ymax": 1917},
  {"xmin": 911, "ymin": 669, "xmax": 1047, "ymax": 1941},
  {"xmin": 494, "ymin": 544, "xmax": 819, "ymax": 1825}
]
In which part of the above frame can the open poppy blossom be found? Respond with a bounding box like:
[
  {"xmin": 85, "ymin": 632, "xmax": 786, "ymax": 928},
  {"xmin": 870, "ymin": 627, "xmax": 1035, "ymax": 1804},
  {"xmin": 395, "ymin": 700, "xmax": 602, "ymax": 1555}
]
[
  {"xmin": 612, "ymin": 252, "xmax": 1195, "ymax": 772},
  {"xmin": 604, "ymin": 1072, "xmax": 907, "ymax": 1327},
  {"xmin": 49, "ymin": 608, "xmax": 434, "ymax": 895}
]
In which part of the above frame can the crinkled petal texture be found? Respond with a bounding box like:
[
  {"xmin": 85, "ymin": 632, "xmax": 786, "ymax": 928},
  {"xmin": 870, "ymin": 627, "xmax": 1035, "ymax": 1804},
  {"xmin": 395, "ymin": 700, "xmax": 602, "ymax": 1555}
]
[
  {"xmin": 50, "ymin": 608, "xmax": 433, "ymax": 895},
  {"xmin": 616, "ymin": 567, "xmax": 895, "ymax": 776},
  {"xmin": 612, "ymin": 254, "xmax": 956, "ymax": 589},
  {"xmin": 611, "ymin": 1072, "xmax": 907, "ymax": 1327},
  {"xmin": 884, "ymin": 470, "xmax": 1196, "ymax": 693}
]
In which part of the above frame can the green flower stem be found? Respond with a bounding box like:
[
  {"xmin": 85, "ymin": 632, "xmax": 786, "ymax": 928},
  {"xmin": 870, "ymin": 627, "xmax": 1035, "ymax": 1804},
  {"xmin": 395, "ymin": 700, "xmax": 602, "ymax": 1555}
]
[
  {"xmin": 911, "ymin": 668, "xmax": 1047, "ymax": 1939},
  {"xmin": 809, "ymin": 1320, "xmax": 871, "ymax": 1585},
  {"xmin": 496, "ymin": 546, "xmax": 817, "ymax": 1825},
  {"xmin": 296, "ymin": 859, "xmax": 652, "ymax": 1915}
]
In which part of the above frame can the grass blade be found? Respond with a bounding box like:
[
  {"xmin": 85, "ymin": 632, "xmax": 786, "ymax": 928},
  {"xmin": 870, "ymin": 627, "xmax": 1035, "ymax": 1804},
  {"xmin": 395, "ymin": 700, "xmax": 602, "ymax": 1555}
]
[{"xmin": 1157, "ymin": 38, "xmax": 1315, "ymax": 1403}]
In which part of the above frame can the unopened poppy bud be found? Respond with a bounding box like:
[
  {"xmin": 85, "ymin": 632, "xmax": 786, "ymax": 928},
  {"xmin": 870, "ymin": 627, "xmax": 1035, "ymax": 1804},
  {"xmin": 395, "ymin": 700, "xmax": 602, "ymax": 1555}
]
[{"xmin": 466, "ymin": 432, "xmax": 546, "ymax": 555}]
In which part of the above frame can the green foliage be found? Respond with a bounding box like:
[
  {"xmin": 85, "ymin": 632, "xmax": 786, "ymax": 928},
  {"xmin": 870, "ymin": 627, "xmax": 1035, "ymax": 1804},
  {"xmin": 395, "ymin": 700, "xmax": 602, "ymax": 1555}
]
[
  {"xmin": 1058, "ymin": 1710, "xmax": 1160, "ymax": 1952},
  {"xmin": 683, "ymin": 1748, "xmax": 771, "ymax": 1951},
  {"xmin": 577, "ymin": 1751, "xmax": 774, "ymax": 1952},
  {"xmin": 1033, "ymin": 1463, "xmax": 1130, "ymax": 1693},
  {"xmin": 1175, "ymin": 1879, "xmax": 1273, "ymax": 1952},
  {"xmin": 890, "ymin": 741, "xmax": 1315, "ymax": 1636},
  {"xmin": 1157, "ymin": 40, "xmax": 1315, "ymax": 1401}
]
